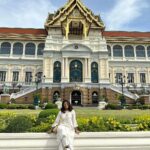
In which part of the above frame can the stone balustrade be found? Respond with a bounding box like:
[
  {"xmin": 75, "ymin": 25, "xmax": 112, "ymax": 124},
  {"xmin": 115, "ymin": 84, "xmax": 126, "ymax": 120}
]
[{"xmin": 0, "ymin": 132, "xmax": 150, "ymax": 150}]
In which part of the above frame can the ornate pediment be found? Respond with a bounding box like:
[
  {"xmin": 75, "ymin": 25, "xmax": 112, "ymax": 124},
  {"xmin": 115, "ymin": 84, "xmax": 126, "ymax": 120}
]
[{"xmin": 45, "ymin": 0, "xmax": 105, "ymax": 39}]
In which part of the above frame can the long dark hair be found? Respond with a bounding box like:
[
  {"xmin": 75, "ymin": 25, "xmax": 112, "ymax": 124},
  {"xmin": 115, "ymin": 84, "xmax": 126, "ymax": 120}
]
[{"xmin": 61, "ymin": 100, "xmax": 73, "ymax": 113}]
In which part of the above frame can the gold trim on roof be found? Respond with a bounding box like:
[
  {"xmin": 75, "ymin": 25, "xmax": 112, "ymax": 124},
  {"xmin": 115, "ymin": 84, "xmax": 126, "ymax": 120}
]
[{"xmin": 45, "ymin": 0, "xmax": 105, "ymax": 29}]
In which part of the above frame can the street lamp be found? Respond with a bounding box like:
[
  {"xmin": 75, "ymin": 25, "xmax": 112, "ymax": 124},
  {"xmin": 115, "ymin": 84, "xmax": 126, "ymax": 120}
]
[
  {"xmin": 34, "ymin": 75, "xmax": 41, "ymax": 107},
  {"xmin": 12, "ymin": 82, "xmax": 17, "ymax": 93},
  {"xmin": 33, "ymin": 74, "xmax": 46, "ymax": 107},
  {"xmin": 17, "ymin": 84, "xmax": 22, "ymax": 91},
  {"xmin": 115, "ymin": 75, "xmax": 126, "ymax": 106}
]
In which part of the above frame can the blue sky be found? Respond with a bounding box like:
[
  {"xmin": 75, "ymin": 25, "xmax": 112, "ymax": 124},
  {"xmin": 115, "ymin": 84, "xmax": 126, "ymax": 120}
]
[{"xmin": 0, "ymin": 0, "xmax": 149, "ymax": 31}]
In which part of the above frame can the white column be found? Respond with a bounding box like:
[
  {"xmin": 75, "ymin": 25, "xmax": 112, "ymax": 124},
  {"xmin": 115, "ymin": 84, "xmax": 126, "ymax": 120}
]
[
  {"xmin": 88, "ymin": 58, "xmax": 91, "ymax": 80},
  {"xmin": 50, "ymin": 58, "xmax": 53, "ymax": 82},
  {"xmin": 20, "ymin": 65, "xmax": 24, "ymax": 82},
  {"xmin": 112, "ymin": 67, "xmax": 115, "ymax": 84},
  {"xmin": 99, "ymin": 58, "xmax": 109, "ymax": 84},
  {"xmin": 61, "ymin": 58, "xmax": 68, "ymax": 83},
  {"xmin": 99, "ymin": 59, "xmax": 101, "ymax": 83},
  {"xmin": 44, "ymin": 58, "xmax": 53, "ymax": 83},
  {"xmin": 65, "ymin": 57, "xmax": 69, "ymax": 81},
  {"xmin": 10, "ymin": 42, "xmax": 13, "ymax": 57},
  {"xmin": 62, "ymin": 58, "xmax": 65, "ymax": 78},
  {"xmin": 134, "ymin": 45, "xmax": 136, "ymax": 60},
  {"xmin": 7, "ymin": 65, "xmax": 11, "ymax": 82},
  {"xmin": 122, "ymin": 45, "xmax": 125, "ymax": 60},
  {"xmin": 135, "ymin": 68, "xmax": 138, "ymax": 84},
  {"xmin": 84, "ymin": 58, "xmax": 90, "ymax": 83},
  {"xmin": 35, "ymin": 43, "xmax": 38, "ymax": 58},
  {"xmin": 145, "ymin": 45, "xmax": 148, "ymax": 60},
  {"xmin": 111, "ymin": 45, "xmax": 114, "ymax": 60},
  {"xmin": 23, "ymin": 43, "xmax": 26, "ymax": 58},
  {"xmin": 85, "ymin": 58, "xmax": 87, "ymax": 77}
]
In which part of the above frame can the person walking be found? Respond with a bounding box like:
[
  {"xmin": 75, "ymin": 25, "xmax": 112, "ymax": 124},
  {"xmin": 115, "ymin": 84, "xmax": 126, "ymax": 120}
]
[{"xmin": 51, "ymin": 100, "xmax": 80, "ymax": 150}]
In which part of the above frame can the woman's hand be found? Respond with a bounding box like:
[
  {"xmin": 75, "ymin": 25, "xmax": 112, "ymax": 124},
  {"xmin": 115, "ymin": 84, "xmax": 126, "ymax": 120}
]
[
  {"xmin": 75, "ymin": 127, "xmax": 80, "ymax": 134},
  {"xmin": 47, "ymin": 127, "xmax": 54, "ymax": 134}
]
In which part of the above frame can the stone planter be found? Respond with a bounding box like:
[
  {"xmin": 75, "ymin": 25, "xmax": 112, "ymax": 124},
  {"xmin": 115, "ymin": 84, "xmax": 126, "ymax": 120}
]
[{"xmin": 98, "ymin": 101, "xmax": 108, "ymax": 110}]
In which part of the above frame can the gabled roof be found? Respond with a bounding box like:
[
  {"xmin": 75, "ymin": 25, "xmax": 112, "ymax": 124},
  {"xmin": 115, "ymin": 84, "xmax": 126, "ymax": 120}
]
[
  {"xmin": 45, "ymin": 0, "xmax": 105, "ymax": 29},
  {"xmin": 0, "ymin": 28, "xmax": 47, "ymax": 41},
  {"xmin": 104, "ymin": 31, "xmax": 150, "ymax": 38},
  {"xmin": 0, "ymin": 27, "xmax": 47, "ymax": 35}
]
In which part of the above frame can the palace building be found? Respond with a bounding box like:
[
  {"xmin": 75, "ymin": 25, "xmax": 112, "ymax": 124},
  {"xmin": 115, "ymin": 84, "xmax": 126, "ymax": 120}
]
[{"xmin": 0, "ymin": 0, "xmax": 150, "ymax": 106}]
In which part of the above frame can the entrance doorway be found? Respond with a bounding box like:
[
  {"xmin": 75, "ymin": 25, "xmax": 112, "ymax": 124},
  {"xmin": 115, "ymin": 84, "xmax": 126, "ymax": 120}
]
[{"xmin": 71, "ymin": 91, "xmax": 81, "ymax": 106}]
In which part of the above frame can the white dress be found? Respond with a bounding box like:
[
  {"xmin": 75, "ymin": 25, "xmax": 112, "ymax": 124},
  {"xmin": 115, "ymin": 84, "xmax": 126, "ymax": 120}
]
[{"xmin": 52, "ymin": 110, "xmax": 78, "ymax": 150}]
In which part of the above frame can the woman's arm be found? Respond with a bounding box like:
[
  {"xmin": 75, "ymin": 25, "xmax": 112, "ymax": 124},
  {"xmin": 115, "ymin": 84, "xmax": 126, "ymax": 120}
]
[
  {"xmin": 72, "ymin": 110, "xmax": 78, "ymax": 128},
  {"xmin": 72, "ymin": 110, "xmax": 80, "ymax": 134},
  {"xmin": 52, "ymin": 111, "xmax": 61, "ymax": 127}
]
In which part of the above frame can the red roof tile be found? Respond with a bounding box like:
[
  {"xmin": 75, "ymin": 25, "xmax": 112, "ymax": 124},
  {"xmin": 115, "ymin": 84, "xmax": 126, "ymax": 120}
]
[
  {"xmin": 0, "ymin": 27, "xmax": 47, "ymax": 35},
  {"xmin": 103, "ymin": 31, "xmax": 150, "ymax": 38}
]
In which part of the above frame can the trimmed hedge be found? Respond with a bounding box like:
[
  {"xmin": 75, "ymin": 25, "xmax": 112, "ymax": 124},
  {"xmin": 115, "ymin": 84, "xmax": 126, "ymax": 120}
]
[
  {"xmin": 38, "ymin": 109, "xmax": 59, "ymax": 118},
  {"xmin": 7, "ymin": 104, "xmax": 28, "ymax": 109},
  {"xmin": 45, "ymin": 103, "xmax": 57, "ymax": 109},
  {"xmin": 0, "ymin": 103, "xmax": 7, "ymax": 109},
  {"xmin": 105, "ymin": 104, "xmax": 122, "ymax": 110}
]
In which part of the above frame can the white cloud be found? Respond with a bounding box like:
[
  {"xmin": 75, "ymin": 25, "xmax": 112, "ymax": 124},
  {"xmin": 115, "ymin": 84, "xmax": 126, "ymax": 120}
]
[
  {"xmin": 0, "ymin": 0, "xmax": 57, "ymax": 28},
  {"xmin": 104, "ymin": 0, "xmax": 148, "ymax": 30}
]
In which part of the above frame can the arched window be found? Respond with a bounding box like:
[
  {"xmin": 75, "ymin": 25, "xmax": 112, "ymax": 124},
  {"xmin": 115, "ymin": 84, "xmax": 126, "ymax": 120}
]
[
  {"xmin": 136, "ymin": 45, "xmax": 145, "ymax": 57},
  {"xmin": 147, "ymin": 46, "xmax": 150, "ymax": 57},
  {"xmin": 125, "ymin": 45, "xmax": 134, "ymax": 57},
  {"xmin": 53, "ymin": 61, "xmax": 61, "ymax": 83},
  {"xmin": 107, "ymin": 45, "xmax": 111, "ymax": 57},
  {"xmin": 70, "ymin": 60, "xmax": 82, "ymax": 82},
  {"xmin": 13, "ymin": 43, "xmax": 23, "ymax": 55},
  {"xmin": 113, "ymin": 45, "xmax": 123, "ymax": 57},
  {"xmin": 53, "ymin": 91, "xmax": 60, "ymax": 103},
  {"xmin": 25, "ymin": 43, "xmax": 35, "ymax": 55},
  {"xmin": 0, "ymin": 42, "xmax": 11, "ymax": 54},
  {"xmin": 91, "ymin": 62, "xmax": 99, "ymax": 83},
  {"xmin": 92, "ymin": 92, "xmax": 99, "ymax": 104},
  {"xmin": 37, "ymin": 43, "xmax": 44, "ymax": 55}
]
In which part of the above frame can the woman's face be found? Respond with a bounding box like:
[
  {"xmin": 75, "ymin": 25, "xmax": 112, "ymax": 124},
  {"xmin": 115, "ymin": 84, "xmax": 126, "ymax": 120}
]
[{"xmin": 64, "ymin": 102, "xmax": 69, "ymax": 110}]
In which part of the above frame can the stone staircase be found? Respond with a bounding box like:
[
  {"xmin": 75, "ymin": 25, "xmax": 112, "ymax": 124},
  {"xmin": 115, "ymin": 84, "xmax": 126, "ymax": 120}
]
[
  {"xmin": 10, "ymin": 87, "xmax": 37, "ymax": 100},
  {"xmin": 110, "ymin": 85, "xmax": 139, "ymax": 100}
]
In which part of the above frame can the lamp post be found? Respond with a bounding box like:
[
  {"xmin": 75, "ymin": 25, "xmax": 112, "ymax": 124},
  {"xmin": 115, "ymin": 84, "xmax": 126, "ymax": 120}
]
[
  {"xmin": 115, "ymin": 75, "xmax": 126, "ymax": 107},
  {"xmin": 17, "ymin": 84, "xmax": 22, "ymax": 91},
  {"xmin": 34, "ymin": 75, "xmax": 41, "ymax": 107},
  {"xmin": 12, "ymin": 82, "xmax": 17, "ymax": 93},
  {"xmin": 33, "ymin": 74, "xmax": 46, "ymax": 108}
]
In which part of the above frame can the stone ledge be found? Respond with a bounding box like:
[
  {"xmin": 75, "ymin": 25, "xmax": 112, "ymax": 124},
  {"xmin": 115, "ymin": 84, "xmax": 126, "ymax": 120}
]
[{"xmin": 0, "ymin": 132, "xmax": 150, "ymax": 150}]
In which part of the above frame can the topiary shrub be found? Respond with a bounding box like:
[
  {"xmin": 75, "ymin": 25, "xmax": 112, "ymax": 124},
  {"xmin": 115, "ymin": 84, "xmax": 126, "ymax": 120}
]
[
  {"xmin": 5, "ymin": 115, "xmax": 33, "ymax": 133},
  {"xmin": 105, "ymin": 104, "xmax": 122, "ymax": 110},
  {"xmin": 36, "ymin": 109, "xmax": 58, "ymax": 126},
  {"xmin": 7, "ymin": 104, "xmax": 17, "ymax": 109},
  {"xmin": 45, "ymin": 102, "xmax": 57, "ymax": 109},
  {"xmin": 28, "ymin": 104, "xmax": 35, "ymax": 109},
  {"xmin": 17, "ymin": 104, "xmax": 28, "ymax": 109},
  {"xmin": 0, "ymin": 103, "xmax": 7, "ymax": 109},
  {"xmin": 38, "ymin": 109, "xmax": 59, "ymax": 118},
  {"xmin": 7, "ymin": 104, "xmax": 28, "ymax": 109}
]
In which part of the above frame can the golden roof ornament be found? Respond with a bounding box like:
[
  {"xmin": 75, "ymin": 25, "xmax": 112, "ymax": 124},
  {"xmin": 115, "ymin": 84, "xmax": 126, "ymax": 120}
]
[{"xmin": 45, "ymin": 0, "xmax": 105, "ymax": 33}]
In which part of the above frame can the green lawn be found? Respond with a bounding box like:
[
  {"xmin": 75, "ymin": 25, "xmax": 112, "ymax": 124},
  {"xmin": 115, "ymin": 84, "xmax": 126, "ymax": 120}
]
[
  {"xmin": 0, "ymin": 108, "xmax": 150, "ymax": 120},
  {"xmin": 75, "ymin": 108, "xmax": 150, "ymax": 120}
]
